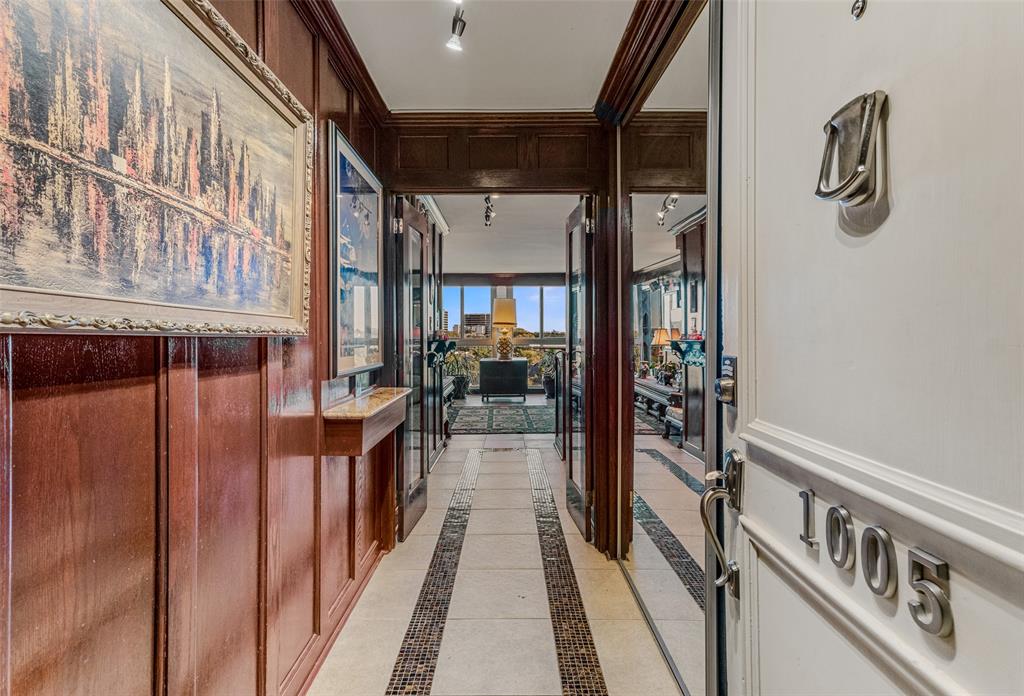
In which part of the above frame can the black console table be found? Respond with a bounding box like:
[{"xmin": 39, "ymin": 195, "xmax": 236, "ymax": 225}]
[{"xmin": 479, "ymin": 358, "xmax": 528, "ymax": 402}]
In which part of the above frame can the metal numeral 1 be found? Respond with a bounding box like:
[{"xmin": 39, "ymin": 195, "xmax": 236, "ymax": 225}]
[
  {"xmin": 860, "ymin": 526, "xmax": 897, "ymax": 597},
  {"xmin": 825, "ymin": 505, "xmax": 855, "ymax": 570},
  {"xmin": 907, "ymin": 547, "xmax": 953, "ymax": 637},
  {"xmin": 799, "ymin": 489, "xmax": 818, "ymax": 548}
]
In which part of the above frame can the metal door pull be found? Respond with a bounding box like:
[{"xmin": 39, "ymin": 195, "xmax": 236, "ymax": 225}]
[
  {"xmin": 815, "ymin": 90, "xmax": 888, "ymax": 207},
  {"xmin": 699, "ymin": 449, "xmax": 744, "ymax": 598}
]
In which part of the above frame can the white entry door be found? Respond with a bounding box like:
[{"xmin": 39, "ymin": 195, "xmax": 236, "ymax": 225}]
[{"xmin": 712, "ymin": 1, "xmax": 1023, "ymax": 694}]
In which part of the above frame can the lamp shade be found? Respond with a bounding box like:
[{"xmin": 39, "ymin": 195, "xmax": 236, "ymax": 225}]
[
  {"xmin": 651, "ymin": 328, "xmax": 671, "ymax": 346},
  {"xmin": 492, "ymin": 298, "xmax": 517, "ymax": 328}
]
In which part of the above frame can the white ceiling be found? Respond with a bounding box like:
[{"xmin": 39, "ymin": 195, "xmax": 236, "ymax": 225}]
[
  {"xmin": 631, "ymin": 193, "xmax": 706, "ymax": 270},
  {"xmin": 644, "ymin": 4, "xmax": 709, "ymax": 110},
  {"xmin": 435, "ymin": 195, "xmax": 576, "ymax": 273},
  {"xmin": 332, "ymin": 0, "xmax": 635, "ymax": 111},
  {"xmin": 433, "ymin": 193, "xmax": 705, "ymax": 275}
]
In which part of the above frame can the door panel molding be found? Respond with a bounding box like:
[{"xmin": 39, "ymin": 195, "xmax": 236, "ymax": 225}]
[
  {"xmin": 741, "ymin": 518, "xmax": 965, "ymax": 696},
  {"xmin": 741, "ymin": 422, "xmax": 1024, "ymax": 585}
]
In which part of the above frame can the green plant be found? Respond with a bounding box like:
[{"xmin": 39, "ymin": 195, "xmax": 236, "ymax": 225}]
[
  {"xmin": 540, "ymin": 351, "xmax": 557, "ymax": 379},
  {"xmin": 445, "ymin": 350, "xmax": 473, "ymax": 377}
]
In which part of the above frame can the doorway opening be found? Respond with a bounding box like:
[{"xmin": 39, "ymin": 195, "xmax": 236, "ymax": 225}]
[{"xmin": 429, "ymin": 194, "xmax": 575, "ymax": 439}]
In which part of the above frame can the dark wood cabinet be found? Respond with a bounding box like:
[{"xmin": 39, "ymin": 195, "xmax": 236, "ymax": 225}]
[{"xmin": 479, "ymin": 358, "xmax": 529, "ymax": 401}]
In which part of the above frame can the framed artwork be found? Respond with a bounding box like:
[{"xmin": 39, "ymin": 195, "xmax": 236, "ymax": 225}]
[
  {"xmin": 0, "ymin": 0, "xmax": 312, "ymax": 334},
  {"xmin": 328, "ymin": 122, "xmax": 383, "ymax": 377}
]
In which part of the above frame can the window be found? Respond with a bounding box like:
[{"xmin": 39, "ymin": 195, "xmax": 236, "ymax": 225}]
[
  {"xmin": 463, "ymin": 286, "xmax": 492, "ymax": 338},
  {"xmin": 442, "ymin": 285, "xmax": 461, "ymax": 336},
  {"xmin": 542, "ymin": 286, "xmax": 566, "ymax": 337},
  {"xmin": 513, "ymin": 286, "xmax": 540, "ymax": 338}
]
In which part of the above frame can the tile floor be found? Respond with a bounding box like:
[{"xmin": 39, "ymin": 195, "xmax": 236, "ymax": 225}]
[
  {"xmin": 624, "ymin": 434, "xmax": 707, "ymax": 696},
  {"xmin": 309, "ymin": 434, "xmax": 681, "ymax": 696}
]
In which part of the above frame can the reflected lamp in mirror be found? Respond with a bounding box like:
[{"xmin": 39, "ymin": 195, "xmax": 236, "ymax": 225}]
[
  {"xmin": 492, "ymin": 298, "xmax": 517, "ymax": 360},
  {"xmin": 651, "ymin": 327, "xmax": 671, "ymax": 365}
]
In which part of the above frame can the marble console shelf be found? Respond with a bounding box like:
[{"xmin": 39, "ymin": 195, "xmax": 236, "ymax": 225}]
[{"xmin": 322, "ymin": 387, "xmax": 411, "ymax": 456}]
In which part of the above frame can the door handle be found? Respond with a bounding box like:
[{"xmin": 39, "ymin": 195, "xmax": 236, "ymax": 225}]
[{"xmin": 699, "ymin": 449, "xmax": 745, "ymax": 598}]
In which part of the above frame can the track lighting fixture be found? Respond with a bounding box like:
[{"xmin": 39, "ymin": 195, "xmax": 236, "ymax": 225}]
[
  {"xmin": 447, "ymin": 7, "xmax": 466, "ymax": 51},
  {"xmin": 483, "ymin": 194, "xmax": 496, "ymax": 227},
  {"xmin": 656, "ymin": 193, "xmax": 680, "ymax": 226}
]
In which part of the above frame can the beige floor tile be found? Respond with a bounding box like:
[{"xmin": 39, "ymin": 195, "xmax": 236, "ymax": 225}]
[
  {"xmin": 477, "ymin": 461, "xmax": 528, "ymax": 474},
  {"xmin": 432, "ymin": 461, "xmax": 467, "ymax": 475},
  {"xmin": 449, "ymin": 569, "xmax": 549, "ymax": 619},
  {"xmin": 628, "ymin": 569, "xmax": 704, "ymax": 620},
  {"xmin": 307, "ymin": 618, "xmax": 408, "ymax": 696},
  {"xmin": 431, "ymin": 473, "xmax": 464, "ymax": 490},
  {"xmin": 589, "ymin": 619, "xmax": 680, "ymax": 696},
  {"xmin": 654, "ymin": 509, "xmax": 704, "ymax": 538},
  {"xmin": 475, "ymin": 473, "xmax": 532, "ymax": 489},
  {"xmin": 657, "ymin": 619, "xmax": 707, "ymax": 696},
  {"xmin": 408, "ymin": 508, "xmax": 447, "ymax": 536},
  {"xmin": 635, "ymin": 488, "xmax": 700, "ymax": 512},
  {"xmin": 467, "ymin": 507, "xmax": 538, "ymax": 535},
  {"xmin": 460, "ymin": 534, "xmax": 542, "ymax": 569},
  {"xmin": 481, "ymin": 450, "xmax": 526, "ymax": 462},
  {"xmin": 622, "ymin": 533, "xmax": 673, "ymax": 571},
  {"xmin": 634, "ymin": 471, "xmax": 684, "ymax": 491},
  {"xmin": 349, "ymin": 568, "xmax": 427, "ymax": 621},
  {"xmin": 574, "ymin": 568, "xmax": 643, "ymax": 620},
  {"xmin": 379, "ymin": 535, "xmax": 438, "ymax": 570},
  {"xmin": 432, "ymin": 619, "xmax": 561, "ymax": 695},
  {"xmin": 679, "ymin": 535, "xmax": 706, "ymax": 570},
  {"xmin": 439, "ymin": 448, "xmax": 474, "ymax": 463},
  {"xmin": 429, "ymin": 487, "xmax": 456, "ymax": 509},
  {"xmin": 564, "ymin": 535, "xmax": 612, "ymax": 569},
  {"xmin": 471, "ymin": 489, "xmax": 534, "ymax": 509}
]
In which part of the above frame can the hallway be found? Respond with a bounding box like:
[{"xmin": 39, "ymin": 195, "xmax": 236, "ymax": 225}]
[{"xmin": 309, "ymin": 436, "xmax": 681, "ymax": 696}]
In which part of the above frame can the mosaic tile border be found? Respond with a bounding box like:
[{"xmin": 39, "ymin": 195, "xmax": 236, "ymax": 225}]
[
  {"xmin": 526, "ymin": 449, "xmax": 609, "ymax": 696},
  {"xmin": 638, "ymin": 448, "xmax": 706, "ymax": 495},
  {"xmin": 632, "ymin": 493, "xmax": 706, "ymax": 611},
  {"xmin": 385, "ymin": 449, "xmax": 481, "ymax": 695}
]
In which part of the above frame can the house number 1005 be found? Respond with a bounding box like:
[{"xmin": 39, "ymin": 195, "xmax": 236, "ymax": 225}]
[{"xmin": 799, "ymin": 489, "xmax": 953, "ymax": 637}]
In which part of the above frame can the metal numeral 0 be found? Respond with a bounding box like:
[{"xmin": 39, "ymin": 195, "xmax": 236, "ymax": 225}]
[
  {"xmin": 907, "ymin": 547, "xmax": 953, "ymax": 637},
  {"xmin": 825, "ymin": 506, "xmax": 855, "ymax": 570},
  {"xmin": 860, "ymin": 526, "xmax": 897, "ymax": 597}
]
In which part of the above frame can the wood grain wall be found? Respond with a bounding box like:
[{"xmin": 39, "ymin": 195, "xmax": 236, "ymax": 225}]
[{"xmin": 0, "ymin": 2, "xmax": 388, "ymax": 695}]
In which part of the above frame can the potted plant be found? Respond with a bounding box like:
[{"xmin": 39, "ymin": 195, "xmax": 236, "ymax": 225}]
[
  {"xmin": 445, "ymin": 350, "xmax": 473, "ymax": 400},
  {"xmin": 540, "ymin": 351, "xmax": 557, "ymax": 399}
]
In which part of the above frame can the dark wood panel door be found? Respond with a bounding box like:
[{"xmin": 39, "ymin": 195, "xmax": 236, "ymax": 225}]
[{"xmin": 396, "ymin": 198, "xmax": 429, "ymax": 541}]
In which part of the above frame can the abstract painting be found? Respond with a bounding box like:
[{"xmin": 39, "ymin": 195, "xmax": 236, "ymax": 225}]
[
  {"xmin": 0, "ymin": 0, "xmax": 312, "ymax": 334},
  {"xmin": 329, "ymin": 122, "xmax": 382, "ymax": 377}
]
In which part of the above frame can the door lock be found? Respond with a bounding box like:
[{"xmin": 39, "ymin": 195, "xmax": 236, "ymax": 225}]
[{"xmin": 715, "ymin": 355, "xmax": 738, "ymax": 405}]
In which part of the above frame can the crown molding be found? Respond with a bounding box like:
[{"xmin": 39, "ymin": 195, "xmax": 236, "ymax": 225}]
[{"xmin": 595, "ymin": 0, "xmax": 707, "ymax": 127}]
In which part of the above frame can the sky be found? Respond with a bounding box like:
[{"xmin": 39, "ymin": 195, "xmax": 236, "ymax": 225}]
[{"xmin": 443, "ymin": 285, "xmax": 565, "ymax": 335}]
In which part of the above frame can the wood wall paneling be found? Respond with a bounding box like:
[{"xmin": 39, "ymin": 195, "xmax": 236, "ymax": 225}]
[
  {"xmin": 382, "ymin": 114, "xmax": 608, "ymax": 193},
  {"xmin": 10, "ymin": 336, "xmax": 159, "ymax": 695},
  {"xmin": 623, "ymin": 113, "xmax": 707, "ymax": 193},
  {"xmin": 3, "ymin": 1, "xmax": 390, "ymax": 695}
]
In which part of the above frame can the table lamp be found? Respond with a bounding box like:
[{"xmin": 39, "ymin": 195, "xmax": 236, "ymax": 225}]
[
  {"xmin": 651, "ymin": 327, "xmax": 671, "ymax": 365},
  {"xmin": 492, "ymin": 298, "xmax": 517, "ymax": 360}
]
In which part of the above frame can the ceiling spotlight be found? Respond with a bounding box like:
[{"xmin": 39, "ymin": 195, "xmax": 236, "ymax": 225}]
[
  {"xmin": 483, "ymin": 194, "xmax": 496, "ymax": 227},
  {"xmin": 656, "ymin": 193, "xmax": 680, "ymax": 226},
  {"xmin": 447, "ymin": 8, "xmax": 466, "ymax": 51}
]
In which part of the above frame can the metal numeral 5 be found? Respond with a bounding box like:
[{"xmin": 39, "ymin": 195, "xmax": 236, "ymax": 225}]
[{"xmin": 907, "ymin": 547, "xmax": 953, "ymax": 637}]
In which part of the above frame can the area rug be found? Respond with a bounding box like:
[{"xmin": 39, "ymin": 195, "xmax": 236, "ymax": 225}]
[
  {"xmin": 449, "ymin": 405, "xmax": 555, "ymax": 434},
  {"xmin": 634, "ymin": 407, "xmax": 662, "ymax": 435},
  {"xmin": 449, "ymin": 403, "xmax": 666, "ymax": 435}
]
